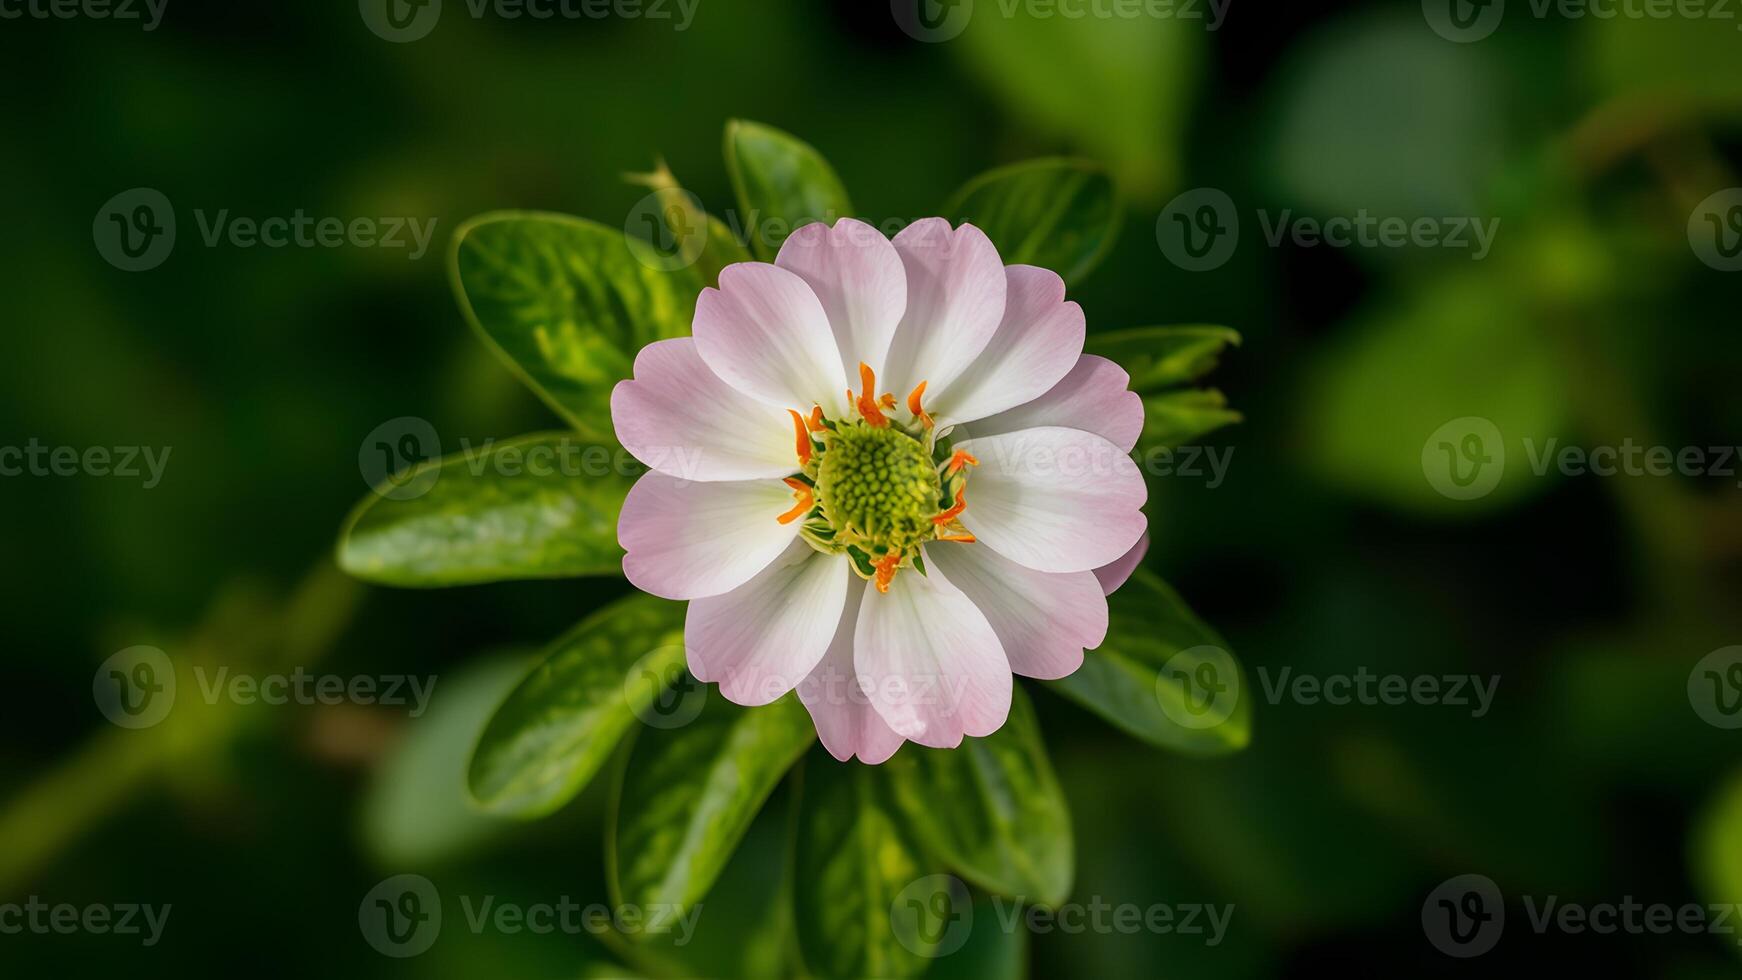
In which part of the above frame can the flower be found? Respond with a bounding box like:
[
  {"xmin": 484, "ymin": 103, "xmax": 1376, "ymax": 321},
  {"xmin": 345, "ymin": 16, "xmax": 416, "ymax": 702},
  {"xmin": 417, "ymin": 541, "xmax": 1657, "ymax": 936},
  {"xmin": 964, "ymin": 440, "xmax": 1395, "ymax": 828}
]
[{"xmin": 611, "ymin": 217, "xmax": 1147, "ymax": 762}]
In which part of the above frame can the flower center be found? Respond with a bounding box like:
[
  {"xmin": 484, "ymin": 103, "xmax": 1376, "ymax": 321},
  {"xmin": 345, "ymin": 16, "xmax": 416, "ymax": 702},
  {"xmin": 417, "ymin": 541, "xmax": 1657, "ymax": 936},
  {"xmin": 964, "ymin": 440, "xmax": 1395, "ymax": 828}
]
[{"xmin": 780, "ymin": 363, "xmax": 978, "ymax": 593}]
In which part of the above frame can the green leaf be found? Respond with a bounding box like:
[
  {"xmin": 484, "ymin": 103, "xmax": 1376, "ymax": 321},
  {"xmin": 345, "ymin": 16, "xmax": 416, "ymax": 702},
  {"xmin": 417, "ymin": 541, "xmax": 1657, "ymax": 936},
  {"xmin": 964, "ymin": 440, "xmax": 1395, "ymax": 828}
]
[
  {"xmin": 954, "ymin": 8, "xmax": 1205, "ymax": 202},
  {"xmin": 793, "ymin": 758, "xmax": 938, "ymax": 979},
  {"xmin": 362, "ymin": 652, "xmax": 528, "ymax": 866},
  {"xmin": 1050, "ymin": 568, "xmax": 1251, "ymax": 755},
  {"xmin": 885, "ymin": 686, "xmax": 1073, "ymax": 907},
  {"xmin": 338, "ymin": 432, "xmax": 636, "ymax": 588},
  {"xmin": 1139, "ymin": 389, "xmax": 1242, "ymax": 451},
  {"xmin": 467, "ymin": 594, "xmax": 686, "ymax": 818},
  {"xmin": 623, "ymin": 159, "xmax": 753, "ymax": 288},
  {"xmin": 451, "ymin": 212, "xmax": 706, "ymax": 440},
  {"xmin": 943, "ymin": 158, "xmax": 1120, "ymax": 286},
  {"xmin": 609, "ymin": 695, "xmax": 814, "ymax": 926},
  {"xmin": 927, "ymin": 899, "xmax": 1029, "ymax": 980},
  {"xmin": 1694, "ymin": 768, "xmax": 1742, "ymax": 934},
  {"xmin": 1084, "ymin": 325, "xmax": 1242, "ymax": 393},
  {"xmin": 723, "ymin": 119, "xmax": 854, "ymax": 260}
]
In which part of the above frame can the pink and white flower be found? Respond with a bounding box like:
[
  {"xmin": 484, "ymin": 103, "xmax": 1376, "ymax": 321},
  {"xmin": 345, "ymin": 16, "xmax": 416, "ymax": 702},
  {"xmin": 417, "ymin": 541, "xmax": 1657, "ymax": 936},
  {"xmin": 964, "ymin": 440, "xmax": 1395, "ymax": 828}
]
[{"xmin": 611, "ymin": 217, "xmax": 1147, "ymax": 763}]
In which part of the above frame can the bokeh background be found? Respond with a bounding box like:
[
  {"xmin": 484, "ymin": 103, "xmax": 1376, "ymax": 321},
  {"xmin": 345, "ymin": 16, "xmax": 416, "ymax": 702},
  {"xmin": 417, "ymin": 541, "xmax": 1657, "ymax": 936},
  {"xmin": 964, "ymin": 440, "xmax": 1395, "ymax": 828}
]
[{"xmin": 4, "ymin": 0, "xmax": 1742, "ymax": 975}]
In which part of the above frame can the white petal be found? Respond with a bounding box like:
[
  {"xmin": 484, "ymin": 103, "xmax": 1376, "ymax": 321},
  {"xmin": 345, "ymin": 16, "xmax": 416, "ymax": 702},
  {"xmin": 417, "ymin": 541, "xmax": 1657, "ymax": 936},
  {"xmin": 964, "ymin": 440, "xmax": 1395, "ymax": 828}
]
[
  {"xmin": 954, "ymin": 426, "xmax": 1147, "ymax": 574},
  {"xmin": 796, "ymin": 593, "xmax": 908, "ymax": 764},
  {"xmin": 1093, "ymin": 533, "xmax": 1149, "ymax": 596},
  {"xmin": 775, "ymin": 218, "xmax": 907, "ymax": 382},
  {"xmin": 852, "ymin": 565, "xmax": 1012, "ymax": 748},
  {"xmin": 619, "ymin": 472, "xmax": 798, "ymax": 600},
  {"xmin": 928, "ymin": 542, "xmax": 1107, "ymax": 680},
  {"xmin": 966, "ymin": 354, "xmax": 1144, "ymax": 453},
  {"xmin": 881, "ymin": 219, "xmax": 1007, "ymax": 400},
  {"xmin": 693, "ymin": 263, "xmax": 849, "ymax": 417},
  {"xmin": 928, "ymin": 265, "xmax": 1083, "ymax": 427},
  {"xmin": 611, "ymin": 338, "xmax": 800, "ymax": 482},
  {"xmin": 687, "ymin": 542, "xmax": 848, "ymax": 706}
]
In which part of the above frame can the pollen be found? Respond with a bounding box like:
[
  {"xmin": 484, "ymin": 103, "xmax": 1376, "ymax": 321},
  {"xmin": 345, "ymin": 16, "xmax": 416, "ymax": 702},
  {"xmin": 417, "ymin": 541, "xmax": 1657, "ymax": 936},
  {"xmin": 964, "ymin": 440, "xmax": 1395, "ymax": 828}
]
[{"xmin": 814, "ymin": 420, "xmax": 940, "ymax": 556}]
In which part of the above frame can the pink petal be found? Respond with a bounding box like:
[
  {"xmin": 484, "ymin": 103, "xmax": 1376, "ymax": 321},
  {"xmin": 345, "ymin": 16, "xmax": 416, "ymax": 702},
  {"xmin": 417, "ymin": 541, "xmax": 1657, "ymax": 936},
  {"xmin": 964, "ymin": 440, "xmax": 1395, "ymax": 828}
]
[
  {"xmin": 796, "ymin": 589, "xmax": 908, "ymax": 765},
  {"xmin": 686, "ymin": 541, "xmax": 848, "ymax": 706},
  {"xmin": 954, "ymin": 426, "xmax": 1148, "ymax": 574},
  {"xmin": 775, "ymin": 218, "xmax": 907, "ymax": 382},
  {"xmin": 928, "ymin": 542, "xmax": 1107, "ymax": 680},
  {"xmin": 693, "ymin": 263, "xmax": 849, "ymax": 417},
  {"xmin": 966, "ymin": 354, "xmax": 1144, "ymax": 453},
  {"xmin": 1093, "ymin": 533, "xmax": 1149, "ymax": 596},
  {"xmin": 611, "ymin": 338, "xmax": 799, "ymax": 482},
  {"xmin": 619, "ymin": 472, "xmax": 798, "ymax": 600},
  {"xmin": 852, "ymin": 566, "xmax": 1012, "ymax": 748},
  {"xmin": 881, "ymin": 219, "xmax": 1007, "ymax": 399},
  {"xmin": 928, "ymin": 265, "xmax": 1084, "ymax": 427}
]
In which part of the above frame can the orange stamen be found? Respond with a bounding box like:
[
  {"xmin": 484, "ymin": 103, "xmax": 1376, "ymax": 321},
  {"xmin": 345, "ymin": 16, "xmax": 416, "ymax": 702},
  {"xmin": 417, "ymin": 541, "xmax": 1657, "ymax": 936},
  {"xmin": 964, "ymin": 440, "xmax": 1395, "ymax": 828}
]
[
  {"xmin": 777, "ymin": 477, "xmax": 814, "ymax": 525},
  {"xmin": 872, "ymin": 552, "xmax": 901, "ymax": 594},
  {"xmin": 946, "ymin": 449, "xmax": 979, "ymax": 476},
  {"xmin": 907, "ymin": 381, "xmax": 933, "ymax": 428},
  {"xmin": 933, "ymin": 486, "xmax": 968, "ymax": 525},
  {"xmin": 806, "ymin": 405, "xmax": 826, "ymax": 431},
  {"xmin": 788, "ymin": 410, "xmax": 813, "ymax": 466},
  {"xmin": 854, "ymin": 362, "xmax": 889, "ymax": 427},
  {"xmin": 935, "ymin": 532, "xmax": 976, "ymax": 543}
]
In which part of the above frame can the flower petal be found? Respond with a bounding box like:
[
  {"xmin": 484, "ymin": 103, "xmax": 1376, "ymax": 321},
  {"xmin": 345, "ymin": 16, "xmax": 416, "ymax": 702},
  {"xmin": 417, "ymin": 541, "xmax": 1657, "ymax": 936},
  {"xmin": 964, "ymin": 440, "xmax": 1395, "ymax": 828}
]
[
  {"xmin": 796, "ymin": 590, "xmax": 907, "ymax": 764},
  {"xmin": 953, "ymin": 426, "xmax": 1147, "ymax": 574},
  {"xmin": 611, "ymin": 338, "xmax": 799, "ymax": 481},
  {"xmin": 686, "ymin": 541, "xmax": 848, "ymax": 706},
  {"xmin": 927, "ymin": 265, "xmax": 1083, "ymax": 427},
  {"xmin": 881, "ymin": 219, "xmax": 1007, "ymax": 399},
  {"xmin": 928, "ymin": 542, "xmax": 1107, "ymax": 681},
  {"xmin": 1093, "ymin": 532, "xmax": 1149, "ymax": 596},
  {"xmin": 693, "ymin": 262, "xmax": 849, "ymax": 416},
  {"xmin": 964, "ymin": 354, "xmax": 1144, "ymax": 453},
  {"xmin": 619, "ymin": 472, "xmax": 798, "ymax": 600},
  {"xmin": 775, "ymin": 218, "xmax": 907, "ymax": 382},
  {"xmin": 852, "ymin": 564, "xmax": 1012, "ymax": 748}
]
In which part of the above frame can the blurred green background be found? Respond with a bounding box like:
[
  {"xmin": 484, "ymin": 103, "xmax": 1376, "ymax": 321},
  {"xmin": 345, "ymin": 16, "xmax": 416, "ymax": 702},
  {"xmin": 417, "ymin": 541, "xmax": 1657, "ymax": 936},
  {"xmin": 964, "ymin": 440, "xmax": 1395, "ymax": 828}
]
[{"xmin": 3, "ymin": 0, "xmax": 1742, "ymax": 975}]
